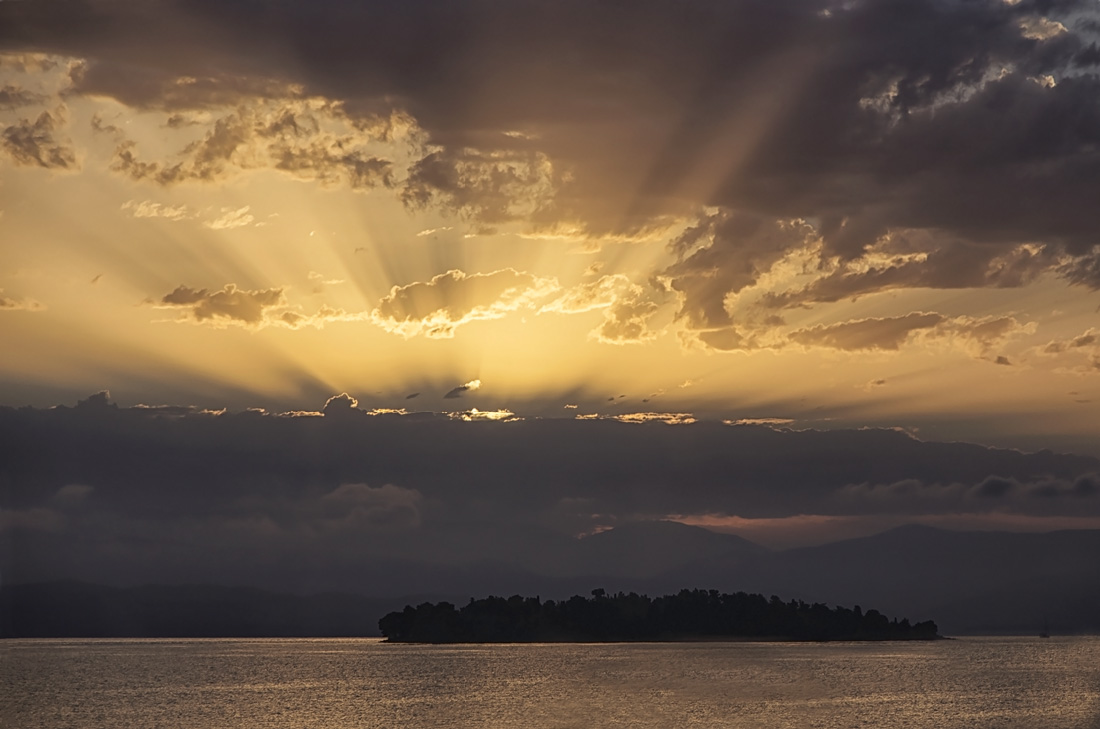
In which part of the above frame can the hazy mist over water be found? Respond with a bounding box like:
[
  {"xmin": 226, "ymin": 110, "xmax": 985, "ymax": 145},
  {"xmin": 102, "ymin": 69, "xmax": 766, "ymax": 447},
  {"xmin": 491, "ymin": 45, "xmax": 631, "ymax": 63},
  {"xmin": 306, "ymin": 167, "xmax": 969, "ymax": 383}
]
[{"xmin": 3, "ymin": 637, "xmax": 1099, "ymax": 728}]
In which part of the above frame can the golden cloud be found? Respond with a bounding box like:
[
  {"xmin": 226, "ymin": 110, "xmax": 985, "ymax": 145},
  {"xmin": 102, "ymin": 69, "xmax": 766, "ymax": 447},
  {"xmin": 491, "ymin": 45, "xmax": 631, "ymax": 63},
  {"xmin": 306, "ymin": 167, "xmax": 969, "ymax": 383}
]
[{"xmin": 371, "ymin": 268, "xmax": 559, "ymax": 338}]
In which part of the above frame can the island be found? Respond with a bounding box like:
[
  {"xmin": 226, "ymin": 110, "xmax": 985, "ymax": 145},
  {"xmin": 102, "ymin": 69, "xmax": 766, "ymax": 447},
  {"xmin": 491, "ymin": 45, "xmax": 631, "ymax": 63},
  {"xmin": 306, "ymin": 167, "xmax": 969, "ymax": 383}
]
[{"xmin": 379, "ymin": 588, "xmax": 941, "ymax": 643}]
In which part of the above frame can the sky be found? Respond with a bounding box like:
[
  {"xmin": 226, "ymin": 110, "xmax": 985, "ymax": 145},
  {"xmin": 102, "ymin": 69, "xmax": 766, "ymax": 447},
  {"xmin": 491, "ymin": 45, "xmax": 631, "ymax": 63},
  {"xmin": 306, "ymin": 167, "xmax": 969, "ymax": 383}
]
[{"xmin": 2, "ymin": 0, "xmax": 1100, "ymax": 589}]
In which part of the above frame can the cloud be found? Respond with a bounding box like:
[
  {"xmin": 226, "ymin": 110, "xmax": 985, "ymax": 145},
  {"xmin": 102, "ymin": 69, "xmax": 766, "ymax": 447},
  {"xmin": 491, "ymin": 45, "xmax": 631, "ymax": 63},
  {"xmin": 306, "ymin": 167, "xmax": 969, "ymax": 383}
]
[
  {"xmin": 760, "ymin": 238, "xmax": 1056, "ymax": 311},
  {"xmin": 1043, "ymin": 328, "xmax": 1098, "ymax": 355},
  {"xmin": 68, "ymin": 59, "xmax": 307, "ymax": 111},
  {"xmin": 4, "ymin": 0, "xmax": 1099, "ymax": 258},
  {"xmin": 152, "ymin": 282, "xmax": 366, "ymax": 330},
  {"xmin": 1, "ymin": 109, "xmax": 77, "ymax": 169},
  {"xmin": 371, "ymin": 268, "xmax": 559, "ymax": 338},
  {"xmin": 416, "ymin": 226, "xmax": 453, "ymax": 237},
  {"xmin": 605, "ymin": 412, "xmax": 697, "ymax": 425},
  {"xmin": 204, "ymin": 205, "xmax": 254, "ymax": 230},
  {"xmin": 1019, "ymin": 16, "xmax": 1067, "ymax": 41},
  {"xmin": 973, "ymin": 475, "xmax": 1015, "ymax": 498},
  {"xmin": 688, "ymin": 327, "xmax": 753, "ymax": 352},
  {"xmin": 0, "ymin": 83, "xmax": 46, "ymax": 109},
  {"xmin": 0, "ymin": 507, "xmax": 64, "ymax": 533},
  {"xmin": 105, "ymin": 101, "xmax": 400, "ymax": 189},
  {"xmin": 592, "ymin": 298, "xmax": 661, "ymax": 345},
  {"xmin": 0, "ymin": 291, "xmax": 45, "ymax": 311},
  {"xmin": 75, "ymin": 390, "xmax": 115, "ymax": 412},
  {"xmin": 539, "ymin": 274, "xmax": 664, "ymax": 345},
  {"xmin": 0, "ymin": 52, "xmax": 59, "ymax": 74},
  {"xmin": 790, "ymin": 312, "xmax": 946, "ymax": 351},
  {"xmin": 322, "ymin": 392, "xmax": 360, "ymax": 418},
  {"xmin": 401, "ymin": 146, "xmax": 559, "ymax": 227},
  {"xmin": 1060, "ymin": 247, "xmax": 1100, "ymax": 290},
  {"xmin": 1038, "ymin": 327, "xmax": 1100, "ymax": 374},
  {"xmin": 3, "ymin": 0, "xmax": 1098, "ymax": 306},
  {"xmin": 52, "ymin": 483, "xmax": 93, "ymax": 507},
  {"xmin": 320, "ymin": 483, "xmax": 423, "ymax": 530},
  {"xmin": 726, "ymin": 418, "xmax": 794, "ymax": 427},
  {"xmin": 660, "ymin": 212, "xmax": 818, "ymax": 331},
  {"xmin": 278, "ymin": 305, "xmax": 367, "ymax": 330},
  {"xmin": 3, "ymin": 398, "xmax": 1099, "ymax": 589},
  {"xmin": 939, "ymin": 315, "xmax": 1034, "ymax": 354},
  {"xmin": 2, "ymin": 400, "xmax": 1091, "ymax": 580},
  {"xmin": 443, "ymin": 379, "xmax": 481, "ymax": 400},
  {"xmin": 156, "ymin": 283, "xmax": 287, "ymax": 327},
  {"xmin": 538, "ymin": 274, "xmax": 632, "ymax": 316},
  {"xmin": 445, "ymin": 408, "xmax": 518, "ymax": 422},
  {"xmin": 307, "ymin": 271, "xmax": 344, "ymax": 291},
  {"xmin": 782, "ymin": 312, "xmax": 1034, "ymax": 355},
  {"xmin": 836, "ymin": 472, "xmax": 1100, "ymax": 515},
  {"xmin": 121, "ymin": 199, "xmax": 194, "ymax": 221}
]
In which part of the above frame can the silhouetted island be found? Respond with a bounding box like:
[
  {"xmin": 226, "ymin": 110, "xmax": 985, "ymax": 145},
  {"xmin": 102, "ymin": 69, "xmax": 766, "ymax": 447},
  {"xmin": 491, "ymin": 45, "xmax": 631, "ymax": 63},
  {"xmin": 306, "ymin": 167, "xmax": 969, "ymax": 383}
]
[{"xmin": 379, "ymin": 588, "xmax": 941, "ymax": 643}]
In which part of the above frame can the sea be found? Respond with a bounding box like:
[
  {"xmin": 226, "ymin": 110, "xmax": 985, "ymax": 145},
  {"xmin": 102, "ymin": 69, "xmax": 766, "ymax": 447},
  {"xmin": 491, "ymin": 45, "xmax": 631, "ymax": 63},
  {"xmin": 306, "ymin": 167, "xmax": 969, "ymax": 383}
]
[{"xmin": 3, "ymin": 637, "xmax": 1098, "ymax": 728}]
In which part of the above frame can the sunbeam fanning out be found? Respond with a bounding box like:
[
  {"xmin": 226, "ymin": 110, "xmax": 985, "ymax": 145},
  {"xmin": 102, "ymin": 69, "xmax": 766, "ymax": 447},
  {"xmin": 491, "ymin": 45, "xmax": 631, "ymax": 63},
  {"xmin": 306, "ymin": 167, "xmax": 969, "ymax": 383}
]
[
  {"xmin": 5, "ymin": 0, "xmax": 1100, "ymax": 661},
  {"xmin": 3, "ymin": 0, "xmax": 1100, "ymax": 446}
]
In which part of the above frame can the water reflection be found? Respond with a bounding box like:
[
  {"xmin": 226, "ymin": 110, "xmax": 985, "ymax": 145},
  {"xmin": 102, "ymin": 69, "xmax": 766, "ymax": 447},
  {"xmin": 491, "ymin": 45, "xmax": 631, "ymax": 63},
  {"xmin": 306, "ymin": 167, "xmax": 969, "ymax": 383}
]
[{"xmin": 2, "ymin": 637, "xmax": 1098, "ymax": 728}]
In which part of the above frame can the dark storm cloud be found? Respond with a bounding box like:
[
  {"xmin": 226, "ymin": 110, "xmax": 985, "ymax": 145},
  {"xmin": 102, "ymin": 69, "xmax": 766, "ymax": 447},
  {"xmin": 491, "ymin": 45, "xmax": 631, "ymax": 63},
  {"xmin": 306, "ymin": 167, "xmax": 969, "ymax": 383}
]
[
  {"xmin": 4, "ymin": 0, "xmax": 1099, "ymax": 261},
  {"xmin": 2, "ymin": 396, "xmax": 1099, "ymax": 590}
]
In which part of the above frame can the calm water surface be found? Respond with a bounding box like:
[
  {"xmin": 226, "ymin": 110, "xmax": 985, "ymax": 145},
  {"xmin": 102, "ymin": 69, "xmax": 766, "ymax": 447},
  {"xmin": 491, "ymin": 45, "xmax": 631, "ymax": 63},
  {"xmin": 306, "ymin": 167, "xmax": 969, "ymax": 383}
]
[{"xmin": 3, "ymin": 637, "xmax": 1099, "ymax": 728}]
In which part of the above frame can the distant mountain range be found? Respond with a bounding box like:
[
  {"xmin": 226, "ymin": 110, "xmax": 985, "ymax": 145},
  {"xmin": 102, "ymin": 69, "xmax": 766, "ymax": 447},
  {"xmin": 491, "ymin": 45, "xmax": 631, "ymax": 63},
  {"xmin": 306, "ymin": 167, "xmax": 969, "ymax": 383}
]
[
  {"xmin": 3, "ymin": 523, "xmax": 1098, "ymax": 637},
  {"xmin": 722, "ymin": 525, "xmax": 1100, "ymax": 635},
  {"xmin": 0, "ymin": 582, "xmax": 419, "ymax": 638}
]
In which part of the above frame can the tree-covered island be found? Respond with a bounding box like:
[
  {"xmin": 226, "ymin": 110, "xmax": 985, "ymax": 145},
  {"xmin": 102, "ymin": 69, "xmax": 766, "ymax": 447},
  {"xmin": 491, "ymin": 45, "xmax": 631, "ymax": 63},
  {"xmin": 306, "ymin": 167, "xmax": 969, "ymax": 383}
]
[{"xmin": 379, "ymin": 588, "xmax": 941, "ymax": 643}]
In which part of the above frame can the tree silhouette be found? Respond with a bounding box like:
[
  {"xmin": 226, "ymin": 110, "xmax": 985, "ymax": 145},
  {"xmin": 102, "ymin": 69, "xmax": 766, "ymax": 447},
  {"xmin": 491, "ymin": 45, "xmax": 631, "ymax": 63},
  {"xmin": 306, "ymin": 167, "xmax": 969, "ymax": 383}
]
[{"xmin": 379, "ymin": 589, "xmax": 941, "ymax": 643}]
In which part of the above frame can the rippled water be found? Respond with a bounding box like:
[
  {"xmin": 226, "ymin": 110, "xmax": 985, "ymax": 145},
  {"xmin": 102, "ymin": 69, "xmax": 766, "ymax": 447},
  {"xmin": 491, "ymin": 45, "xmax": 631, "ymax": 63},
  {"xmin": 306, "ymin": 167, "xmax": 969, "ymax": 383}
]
[{"xmin": 3, "ymin": 637, "xmax": 1099, "ymax": 728}]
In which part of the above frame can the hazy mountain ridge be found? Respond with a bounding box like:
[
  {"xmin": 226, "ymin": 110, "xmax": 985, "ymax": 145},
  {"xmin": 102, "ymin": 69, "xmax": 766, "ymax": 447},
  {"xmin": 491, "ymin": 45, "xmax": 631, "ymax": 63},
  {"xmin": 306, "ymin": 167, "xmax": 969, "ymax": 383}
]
[
  {"xmin": 552, "ymin": 519, "xmax": 767, "ymax": 579},
  {"xmin": 0, "ymin": 581, "xmax": 441, "ymax": 638},
  {"xmin": 729, "ymin": 526, "xmax": 1100, "ymax": 632},
  {"xmin": 4, "ymin": 523, "xmax": 1097, "ymax": 637}
]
